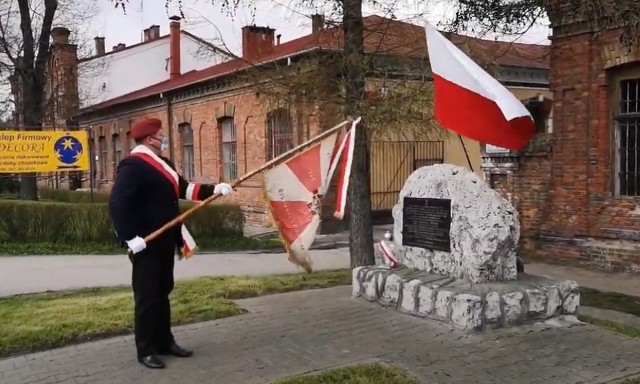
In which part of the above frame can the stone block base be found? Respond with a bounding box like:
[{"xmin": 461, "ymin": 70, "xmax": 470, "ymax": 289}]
[{"xmin": 352, "ymin": 266, "xmax": 580, "ymax": 332}]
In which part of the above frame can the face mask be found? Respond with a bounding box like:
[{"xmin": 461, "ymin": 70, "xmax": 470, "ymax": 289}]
[{"xmin": 160, "ymin": 137, "xmax": 169, "ymax": 152}]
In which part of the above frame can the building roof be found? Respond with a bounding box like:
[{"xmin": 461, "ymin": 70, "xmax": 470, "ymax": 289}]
[
  {"xmin": 78, "ymin": 30, "xmax": 228, "ymax": 63},
  {"xmin": 81, "ymin": 15, "xmax": 550, "ymax": 113}
]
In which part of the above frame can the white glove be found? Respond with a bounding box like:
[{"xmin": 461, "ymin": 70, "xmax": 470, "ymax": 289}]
[
  {"xmin": 214, "ymin": 183, "xmax": 233, "ymax": 196},
  {"xmin": 126, "ymin": 236, "xmax": 146, "ymax": 254}
]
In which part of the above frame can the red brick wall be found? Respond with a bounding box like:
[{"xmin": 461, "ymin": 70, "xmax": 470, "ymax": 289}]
[
  {"xmin": 81, "ymin": 89, "xmax": 346, "ymax": 229},
  {"xmin": 43, "ymin": 31, "xmax": 79, "ymax": 127},
  {"xmin": 170, "ymin": 91, "xmax": 268, "ymax": 225},
  {"xmin": 487, "ymin": 25, "xmax": 640, "ymax": 272},
  {"xmin": 89, "ymin": 107, "xmax": 166, "ymax": 189}
]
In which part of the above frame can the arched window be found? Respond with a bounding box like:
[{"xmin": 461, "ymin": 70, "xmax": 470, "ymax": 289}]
[
  {"xmin": 220, "ymin": 117, "xmax": 237, "ymax": 181},
  {"xmin": 615, "ymin": 77, "xmax": 640, "ymax": 196},
  {"xmin": 112, "ymin": 133, "xmax": 122, "ymax": 169},
  {"xmin": 180, "ymin": 123, "xmax": 195, "ymax": 180},
  {"xmin": 98, "ymin": 133, "xmax": 107, "ymax": 179},
  {"xmin": 266, "ymin": 108, "xmax": 294, "ymax": 160}
]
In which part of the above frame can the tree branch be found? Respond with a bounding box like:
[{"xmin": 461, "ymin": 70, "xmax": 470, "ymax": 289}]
[
  {"xmin": 34, "ymin": 0, "xmax": 58, "ymax": 78},
  {"xmin": 0, "ymin": 0, "xmax": 18, "ymax": 65},
  {"xmin": 17, "ymin": 0, "xmax": 34, "ymax": 69}
]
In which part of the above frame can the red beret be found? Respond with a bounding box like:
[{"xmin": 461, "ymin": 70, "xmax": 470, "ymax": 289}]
[{"xmin": 130, "ymin": 117, "xmax": 162, "ymax": 140}]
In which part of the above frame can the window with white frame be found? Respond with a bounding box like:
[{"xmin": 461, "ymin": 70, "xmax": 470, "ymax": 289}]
[{"xmin": 220, "ymin": 117, "xmax": 237, "ymax": 182}]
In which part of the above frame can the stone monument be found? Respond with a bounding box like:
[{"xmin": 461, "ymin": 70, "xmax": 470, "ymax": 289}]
[{"xmin": 353, "ymin": 164, "xmax": 580, "ymax": 332}]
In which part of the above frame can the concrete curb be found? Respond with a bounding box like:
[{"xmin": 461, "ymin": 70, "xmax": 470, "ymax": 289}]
[{"xmin": 244, "ymin": 242, "xmax": 350, "ymax": 254}]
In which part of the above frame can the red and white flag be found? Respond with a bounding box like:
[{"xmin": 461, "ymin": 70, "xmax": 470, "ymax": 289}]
[
  {"xmin": 262, "ymin": 118, "xmax": 359, "ymax": 272},
  {"xmin": 425, "ymin": 22, "xmax": 535, "ymax": 151},
  {"xmin": 322, "ymin": 119, "xmax": 357, "ymax": 220}
]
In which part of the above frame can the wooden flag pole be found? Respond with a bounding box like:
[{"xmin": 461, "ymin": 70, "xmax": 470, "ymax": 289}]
[{"xmin": 134, "ymin": 118, "xmax": 356, "ymax": 249}]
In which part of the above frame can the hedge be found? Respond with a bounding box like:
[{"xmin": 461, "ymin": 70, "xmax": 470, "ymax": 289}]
[
  {"xmin": 39, "ymin": 188, "xmax": 111, "ymax": 203},
  {"xmin": 0, "ymin": 200, "xmax": 245, "ymax": 245}
]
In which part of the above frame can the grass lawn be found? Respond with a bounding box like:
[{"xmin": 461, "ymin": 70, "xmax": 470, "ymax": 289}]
[
  {"xmin": 580, "ymin": 287, "xmax": 640, "ymax": 317},
  {"xmin": 578, "ymin": 316, "xmax": 640, "ymax": 339},
  {"xmin": 0, "ymin": 269, "xmax": 350, "ymax": 358},
  {"xmin": 270, "ymin": 363, "xmax": 420, "ymax": 384},
  {"xmin": 0, "ymin": 237, "xmax": 284, "ymax": 256},
  {"xmin": 578, "ymin": 287, "xmax": 640, "ymax": 341}
]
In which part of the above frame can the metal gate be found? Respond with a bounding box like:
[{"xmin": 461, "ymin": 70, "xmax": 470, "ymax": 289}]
[{"xmin": 370, "ymin": 140, "xmax": 444, "ymax": 223}]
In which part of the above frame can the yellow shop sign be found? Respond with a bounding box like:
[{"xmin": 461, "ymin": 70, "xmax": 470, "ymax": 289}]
[{"xmin": 0, "ymin": 130, "xmax": 90, "ymax": 173}]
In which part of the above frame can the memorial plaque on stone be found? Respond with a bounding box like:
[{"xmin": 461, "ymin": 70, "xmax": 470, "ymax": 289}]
[{"xmin": 402, "ymin": 197, "xmax": 452, "ymax": 252}]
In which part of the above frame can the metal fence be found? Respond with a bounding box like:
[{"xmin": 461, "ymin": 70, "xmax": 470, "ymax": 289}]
[{"xmin": 370, "ymin": 140, "xmax": 444, "ymax": 222}]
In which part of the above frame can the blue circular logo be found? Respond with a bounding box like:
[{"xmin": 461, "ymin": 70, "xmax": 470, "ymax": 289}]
[{"xmin": 54, "ymin": 135, "xmax": 83, "ymax": 166}]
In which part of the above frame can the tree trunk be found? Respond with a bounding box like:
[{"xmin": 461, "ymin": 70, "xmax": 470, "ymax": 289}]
[
  {"xmin": 343, "ymin": 0, "xmax": 375, "ymax": 268},
  {"xmin": 16, "ymin": 0, "xmax": 58, "ymax": 201},
  {"xmin": 18, "ymin": 79, "xmax": 41, "ymax": 201}
]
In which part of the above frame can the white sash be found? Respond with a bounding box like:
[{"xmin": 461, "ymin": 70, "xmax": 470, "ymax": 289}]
[{"xmin": 130, "ymin": 145, "xmax": 197, "ymax": 259}]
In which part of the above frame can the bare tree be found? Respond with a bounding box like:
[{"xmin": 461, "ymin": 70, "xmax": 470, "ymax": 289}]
[
  {"xmin": 442, "ymin": 0, "xmax": 640, "ymax": 46},
  {"xmin": 111, "ymin": 0, "xmax": 556, "ymax": 268},
  {"xmin": 341, "ymin": 0, "xmax": 375, "ymax": 267},
  {"xmin": 0, "ymin": 0, "xmax": 99, "ymax": 199},
  {"xmin": 191, "ymin": 9, "xmax": 443, "ymax": 270},
  {"xmin": 0, "ymin": 0, "xmax": 58, "ymax": 200},
  {"xmin": 107, "ymin": 0, "xmax": 448, "ymax": 268}
]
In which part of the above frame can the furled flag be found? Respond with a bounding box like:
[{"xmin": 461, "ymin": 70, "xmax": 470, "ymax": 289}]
[
  {"xmin": 262, "ymin": 118, "xmax": 360, "ymax": 272},
  {"xmin": 377, "ymin": 240, "xmax": 399, "ymax": 268},
  {"xmin": 425, "ymin": 22, "xmax": 536, "ymax": 151}
]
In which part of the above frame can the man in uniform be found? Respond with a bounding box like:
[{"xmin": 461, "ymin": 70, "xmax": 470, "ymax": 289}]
[{"xmin": 108, "ymin": 117, "xmax": 233, "ymax": 369}]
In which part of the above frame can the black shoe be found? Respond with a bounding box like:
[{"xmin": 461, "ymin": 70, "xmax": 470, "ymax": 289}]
[
  {"xmin": 137, "ymin": 355, "xmax": 165, "ymax": 369},
  {"xmin": 160, "ymin": 343, "xmax": 193, "ymax": 358}
]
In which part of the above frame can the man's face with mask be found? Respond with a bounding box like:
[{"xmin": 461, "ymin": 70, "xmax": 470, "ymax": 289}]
[{"xmin": 146, "ymin": 128, "xmax": 169, "ymax": 155}]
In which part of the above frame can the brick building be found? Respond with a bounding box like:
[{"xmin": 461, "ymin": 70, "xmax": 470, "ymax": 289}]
[
  {"xmin": 38, "ymin": 18, "xmax": 229, "ymax": 189},
  {"xmin": 483, "ymin": 2, "xmax": 640, "ymax": 271},
  {"xmin": 42, "ymin": 15, "xmax": 550, "ymax": 227}
]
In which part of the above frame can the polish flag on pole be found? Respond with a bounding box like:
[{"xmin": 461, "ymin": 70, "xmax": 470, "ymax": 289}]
[
  {"xmin": 425, "ymin": 22, "xmax": 535, "ymax": 151},
  {"xmin": 262, "ymin": 118, "xmax": 359, "ymax": 272}
]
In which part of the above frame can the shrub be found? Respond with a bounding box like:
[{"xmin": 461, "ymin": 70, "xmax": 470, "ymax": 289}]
[
  {"xmin": 38, "ymin": 188, "xmax": 110, "ymax": 203},
  {"xmin": 0, "ymin": 200, "xmax": 245, "ymax": 244},
  {"xmin": 0, "ymin": 175, "xmax": 19, "ymax": 194}
]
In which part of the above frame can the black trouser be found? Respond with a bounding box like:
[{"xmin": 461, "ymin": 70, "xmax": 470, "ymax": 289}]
[{"xmin": 130, "ymin": 244, "xmax": 176, "ymax": 357}]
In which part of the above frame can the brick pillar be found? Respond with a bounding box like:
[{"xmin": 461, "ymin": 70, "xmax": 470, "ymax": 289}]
[{"xmin": 45, "ymin": 27, "xmax": 79, "ymax": 126}]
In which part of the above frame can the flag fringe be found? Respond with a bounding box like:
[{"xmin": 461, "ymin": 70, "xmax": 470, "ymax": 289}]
[
  {"xmin": 261, "ymin": 176, "xmax": 313, "ymax": 273},
  {"xmin": 333, "ymin": 123, "xmax": 356, "ymax": 220},
  {"xmin": 260, "ymin": 118, "xmax": 360, "ymax": 273}
]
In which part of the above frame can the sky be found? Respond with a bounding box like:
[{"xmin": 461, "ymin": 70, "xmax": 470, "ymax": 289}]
[
  {"xmin": 89, "ymin": 0, "xmax": 552, "ymax": 59},
  {"xmin": 0, "ymin": 0, "xmax": 552, "ymax": 120}
]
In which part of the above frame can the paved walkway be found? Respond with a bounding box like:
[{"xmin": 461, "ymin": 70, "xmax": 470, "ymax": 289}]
[
  {"xmin": 2, "ymin": 249, "xmax": 638, "ymax": 298},
  {"xmin": 525, "ymin": 263, "xmax": 640, "ymax": 297},
  {"xmin": 2, "ymin": 286, "xmax": 640, "ymax": 384},
  {"xmin": 0, "ymin": 248, "xmax": 350, "ymax": 297}
]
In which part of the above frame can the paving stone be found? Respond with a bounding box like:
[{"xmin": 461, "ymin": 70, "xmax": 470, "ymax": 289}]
[{"xmin": 0, "ymin": 286, "xmax": 639, "ymax": 384}]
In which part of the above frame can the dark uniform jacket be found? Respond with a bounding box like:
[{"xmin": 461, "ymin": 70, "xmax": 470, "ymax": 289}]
[{"xmin": 108, "ymin": 153, "xmax": 216, "ymax": 252}]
